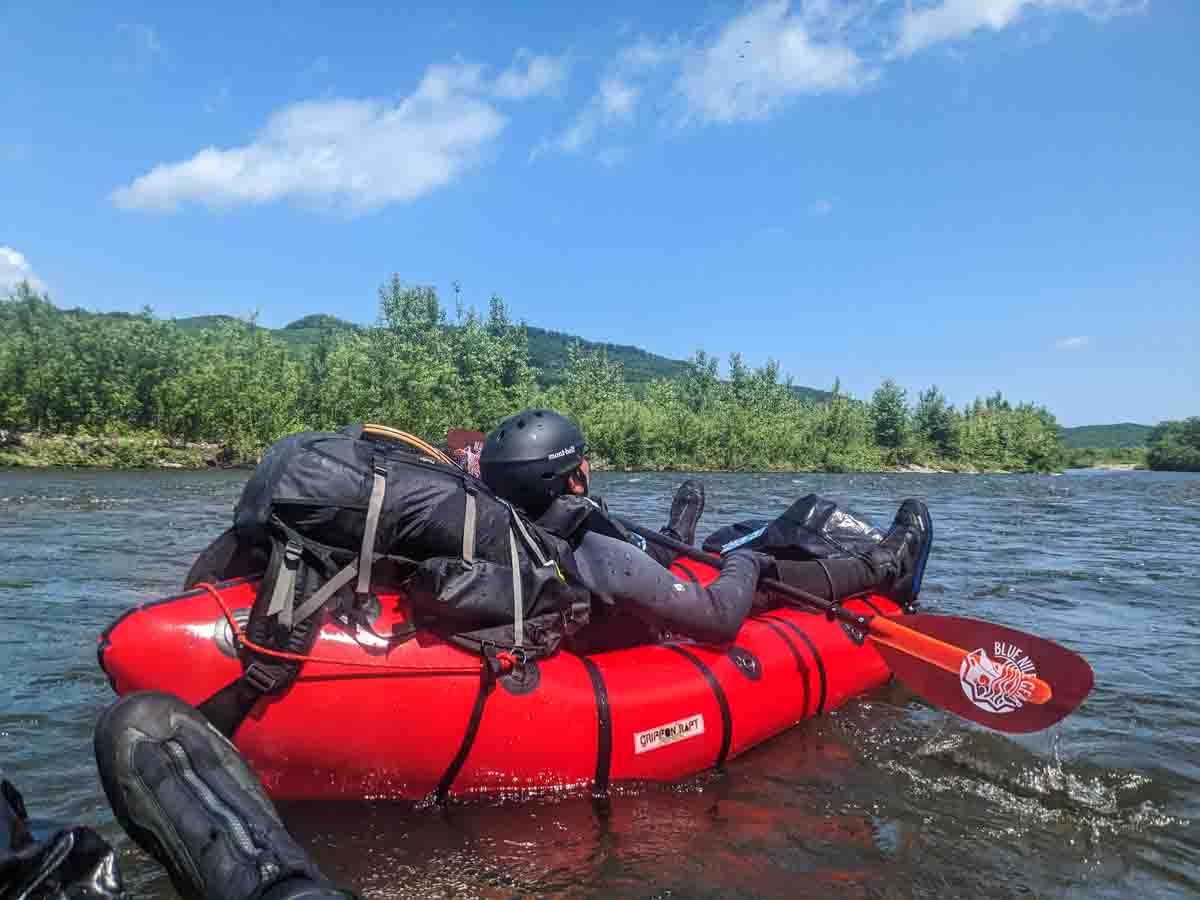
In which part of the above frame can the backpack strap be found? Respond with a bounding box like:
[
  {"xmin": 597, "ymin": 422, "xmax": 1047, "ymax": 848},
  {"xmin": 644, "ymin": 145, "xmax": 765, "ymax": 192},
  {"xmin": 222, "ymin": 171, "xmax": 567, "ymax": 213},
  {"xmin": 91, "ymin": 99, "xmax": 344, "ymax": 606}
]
[
  {"xmin": 265, "ymin": 540, "xmax": 303, "ymax": 628},
  {"xmin": 355, "ymin": 463, "xmax": 387, "ymax": 597},
  {"xmin": 507, "ymin": 503, "xmax": 551, "ymax": 567},
  {"xmin": 507, "ymin": 528, "xmax": 524, "ymax": 649},
  {"xmin": 292, "ymin": 558, "xmax": 362, "ymax": 624},
  {"xmin": 462, "ymin": 485, "xmax": 478, "ymax": 563}
]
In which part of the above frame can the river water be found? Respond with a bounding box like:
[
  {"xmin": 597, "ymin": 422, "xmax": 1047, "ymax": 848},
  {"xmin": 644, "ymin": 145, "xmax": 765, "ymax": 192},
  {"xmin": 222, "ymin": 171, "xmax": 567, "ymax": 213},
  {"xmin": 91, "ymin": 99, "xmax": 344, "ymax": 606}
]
[{"xmin": 1, "ymin": 468, "xmax": 1197, "ymax": 898}]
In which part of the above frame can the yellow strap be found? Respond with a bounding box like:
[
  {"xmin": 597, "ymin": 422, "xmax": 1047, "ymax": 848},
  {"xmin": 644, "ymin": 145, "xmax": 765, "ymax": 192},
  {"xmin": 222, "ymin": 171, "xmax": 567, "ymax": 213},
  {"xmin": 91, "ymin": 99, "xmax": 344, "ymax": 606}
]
[{"xmin": 362, "ymin": 423, "xmax": 455, "ymax": 466}]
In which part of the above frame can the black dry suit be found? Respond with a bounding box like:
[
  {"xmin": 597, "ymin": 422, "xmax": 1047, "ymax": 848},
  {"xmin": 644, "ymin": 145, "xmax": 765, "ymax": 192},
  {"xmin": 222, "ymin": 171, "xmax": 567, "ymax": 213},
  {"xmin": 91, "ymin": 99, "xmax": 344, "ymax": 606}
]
[
  {"xmin": 532, "ymin": 494, "xmax": 767, "ymax": 647},
  {"xmin": 199, "ymin": 425, "xmax": 592, "ymax": 738},
  {"xmin": 536, "ymin": 492, "xmax": 895, "ymax": 650}
]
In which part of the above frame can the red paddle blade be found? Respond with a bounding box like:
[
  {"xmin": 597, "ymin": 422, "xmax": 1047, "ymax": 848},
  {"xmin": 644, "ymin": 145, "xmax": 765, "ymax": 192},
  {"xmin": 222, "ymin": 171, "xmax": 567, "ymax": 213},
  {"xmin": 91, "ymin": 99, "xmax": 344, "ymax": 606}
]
[
  {"xmin": 870, "ymin": 614, "xmax": 1095, "ymax": 734},
  {"xmin": 447, "ymin": 429, "xmax": 485, "ymax": 453}
]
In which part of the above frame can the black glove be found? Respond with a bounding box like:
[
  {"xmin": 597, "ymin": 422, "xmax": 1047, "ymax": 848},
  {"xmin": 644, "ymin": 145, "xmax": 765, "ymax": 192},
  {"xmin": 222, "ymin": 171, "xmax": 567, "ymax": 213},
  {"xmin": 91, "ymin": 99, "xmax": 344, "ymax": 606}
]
[{"xmin": 749, "ymin": 550, "xmax": 779, "ymax": 582}]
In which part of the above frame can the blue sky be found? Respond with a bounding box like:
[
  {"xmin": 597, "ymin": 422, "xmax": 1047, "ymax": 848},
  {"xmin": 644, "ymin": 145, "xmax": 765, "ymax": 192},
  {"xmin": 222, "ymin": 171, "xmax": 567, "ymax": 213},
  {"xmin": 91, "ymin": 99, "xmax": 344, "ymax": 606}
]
[{"xmin": 2, "ymin": 1, "xmax": 1196, "ymax": 427}]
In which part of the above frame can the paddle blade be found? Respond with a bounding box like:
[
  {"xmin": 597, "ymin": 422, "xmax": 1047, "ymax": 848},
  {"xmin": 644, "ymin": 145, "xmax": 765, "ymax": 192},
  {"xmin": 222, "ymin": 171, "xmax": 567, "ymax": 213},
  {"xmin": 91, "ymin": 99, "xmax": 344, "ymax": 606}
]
[
  {"xmin": 447, "ymin": 429, "xmax": 485, "ymax": 453},
  {"xmin": 871, "ymin": 614, "xmax": 1094, "ymax": 734}
]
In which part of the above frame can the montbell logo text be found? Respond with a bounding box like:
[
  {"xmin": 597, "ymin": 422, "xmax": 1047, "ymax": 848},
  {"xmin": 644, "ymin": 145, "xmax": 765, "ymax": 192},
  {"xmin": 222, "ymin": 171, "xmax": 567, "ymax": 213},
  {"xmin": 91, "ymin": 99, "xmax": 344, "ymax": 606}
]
[{"xmin": 547, "ymin": 445, "xmax": 576, "ymax": 460}]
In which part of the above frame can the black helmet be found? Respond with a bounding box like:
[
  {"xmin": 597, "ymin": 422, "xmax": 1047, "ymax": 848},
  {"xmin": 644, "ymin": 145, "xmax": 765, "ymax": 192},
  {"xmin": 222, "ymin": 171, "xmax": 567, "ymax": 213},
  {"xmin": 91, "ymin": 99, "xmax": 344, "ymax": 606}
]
[{"xmin": 480, "ymin": 409, "xmax": 587, "ymax": 516}]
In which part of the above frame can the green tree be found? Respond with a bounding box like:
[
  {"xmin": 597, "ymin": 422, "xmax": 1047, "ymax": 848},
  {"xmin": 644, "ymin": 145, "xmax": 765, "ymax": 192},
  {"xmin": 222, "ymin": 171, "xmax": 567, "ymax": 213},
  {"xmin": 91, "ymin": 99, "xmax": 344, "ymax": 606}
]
[
  {"xmin": 1146, "ymin": 417, "xmax": 1200, "ymax": 471},
  {"xmin": 871, "ymin": 378, "xmax": 909, "ymax": 451},
  {"xmin": 681, "ymin": 350, "xmax": 720, "ymax": 414},
  {"xmin": 913, "ymin": 386, "xmax": 959, "ymax": 458},
  {"xmin": 155, "ymin": 316, "xmax": 306, "ymax": 454}
]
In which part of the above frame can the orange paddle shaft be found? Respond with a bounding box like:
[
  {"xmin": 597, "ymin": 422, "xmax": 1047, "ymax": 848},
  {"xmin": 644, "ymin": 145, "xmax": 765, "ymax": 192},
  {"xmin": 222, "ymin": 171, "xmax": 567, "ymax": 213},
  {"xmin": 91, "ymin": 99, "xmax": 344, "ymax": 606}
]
[{"xmin": 618, "ymin": 518, "xmax": 1056, "ymax": 708}]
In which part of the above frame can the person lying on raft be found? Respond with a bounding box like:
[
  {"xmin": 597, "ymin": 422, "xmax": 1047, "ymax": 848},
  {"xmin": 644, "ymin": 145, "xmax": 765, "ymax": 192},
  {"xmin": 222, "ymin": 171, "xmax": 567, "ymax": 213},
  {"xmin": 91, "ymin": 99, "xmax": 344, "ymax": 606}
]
[{"xmin": 479, "ymin": 409, "xmax": 934, "ymax": 647}]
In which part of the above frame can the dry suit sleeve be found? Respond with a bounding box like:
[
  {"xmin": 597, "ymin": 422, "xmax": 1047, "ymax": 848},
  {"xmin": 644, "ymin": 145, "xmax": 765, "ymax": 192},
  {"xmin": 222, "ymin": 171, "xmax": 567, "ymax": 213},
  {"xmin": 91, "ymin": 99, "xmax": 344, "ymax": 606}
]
[{"xmin": 571, "ymin": 532, "xmax": 762, "ymax": 644}]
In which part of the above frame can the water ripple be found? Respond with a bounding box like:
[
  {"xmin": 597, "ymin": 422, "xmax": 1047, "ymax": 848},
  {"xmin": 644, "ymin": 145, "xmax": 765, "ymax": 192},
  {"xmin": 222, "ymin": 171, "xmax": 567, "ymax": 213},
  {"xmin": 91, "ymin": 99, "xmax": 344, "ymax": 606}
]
[{"xmin": 1, "ymin": 466, "xmax": 1197, "ymax": 898}]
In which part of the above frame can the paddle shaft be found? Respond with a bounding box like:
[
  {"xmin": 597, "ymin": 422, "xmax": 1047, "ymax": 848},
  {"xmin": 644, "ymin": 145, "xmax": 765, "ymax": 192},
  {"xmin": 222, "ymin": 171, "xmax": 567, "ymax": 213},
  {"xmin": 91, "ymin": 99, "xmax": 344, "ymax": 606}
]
[
  {"xmin": 615, "ymin": 516, "xmax": 870, "ymax": 626},
  {"xmin": 617, "ymin": 516, "xmax": 1053, "ymax": 705}
]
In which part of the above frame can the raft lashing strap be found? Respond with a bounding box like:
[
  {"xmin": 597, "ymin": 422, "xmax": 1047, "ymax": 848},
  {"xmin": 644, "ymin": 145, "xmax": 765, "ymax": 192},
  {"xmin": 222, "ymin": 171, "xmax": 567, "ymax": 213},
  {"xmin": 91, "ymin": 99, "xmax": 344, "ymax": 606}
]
[
  {"xmin": 665, "ymin": 644, "xmax": 732, "ymax": 769},
  {"xmin": 433, "ymin": 648, "xmax": 502, "ymax": 804},
  {"xmin": 581, "ymin": 657, "xmax": 612, "ymax": 797},
  {"xmin": 356, "ymin": 464, "xmax": 387, "ymax": 597}
]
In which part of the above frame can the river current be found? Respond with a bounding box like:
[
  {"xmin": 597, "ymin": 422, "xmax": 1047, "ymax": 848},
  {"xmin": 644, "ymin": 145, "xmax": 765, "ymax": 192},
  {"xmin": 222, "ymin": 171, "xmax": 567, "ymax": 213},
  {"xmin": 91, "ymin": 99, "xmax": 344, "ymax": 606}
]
[{"xmin": 1, "ymin": 468, "xmax": 1197, "ymax": 898}]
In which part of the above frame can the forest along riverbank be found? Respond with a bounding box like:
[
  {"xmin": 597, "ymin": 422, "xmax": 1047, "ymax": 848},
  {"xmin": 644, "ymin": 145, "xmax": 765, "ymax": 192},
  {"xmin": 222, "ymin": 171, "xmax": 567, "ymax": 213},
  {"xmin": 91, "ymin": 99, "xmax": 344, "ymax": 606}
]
[
  {"xmin": 0, "ymin": 284, "xmax": 1070, "ymax": 474},
  {"xmin": 0, "ymin": 467, "xmax": 1196, "ymax": 899},
  {"xmin": 0, "ymin": 430, "xmax": 1042, "ymax": 474}
]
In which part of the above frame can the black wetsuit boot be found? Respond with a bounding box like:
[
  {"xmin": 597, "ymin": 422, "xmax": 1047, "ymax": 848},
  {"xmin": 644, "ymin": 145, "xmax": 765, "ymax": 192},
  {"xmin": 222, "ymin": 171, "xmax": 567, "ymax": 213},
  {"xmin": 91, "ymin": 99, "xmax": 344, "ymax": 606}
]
[
  {"xmin": 94, "ymin": 692, "xmax": 355, "ymax": 900},
  {"xmin": 639, "ymin": 479, "xmax": 707, "ymax": 569},
  {"xmin": 874, "ymin": 499, "xmax": 933, "ymax": 609},
  {"xmin": 663, "ymin": 480, "xmax": 705, "ymax": 546},
  {"xmin": 2, "ymin": 777, "xmax": 124, "ymax": 899}
]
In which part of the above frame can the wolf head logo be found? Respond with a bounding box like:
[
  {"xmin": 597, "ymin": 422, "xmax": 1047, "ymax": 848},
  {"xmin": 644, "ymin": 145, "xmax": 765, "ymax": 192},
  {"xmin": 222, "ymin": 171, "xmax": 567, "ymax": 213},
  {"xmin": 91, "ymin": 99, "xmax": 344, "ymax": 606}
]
[{"xmin": 959, "ymin": 646, "xmax": 1035, "ymax": 714}]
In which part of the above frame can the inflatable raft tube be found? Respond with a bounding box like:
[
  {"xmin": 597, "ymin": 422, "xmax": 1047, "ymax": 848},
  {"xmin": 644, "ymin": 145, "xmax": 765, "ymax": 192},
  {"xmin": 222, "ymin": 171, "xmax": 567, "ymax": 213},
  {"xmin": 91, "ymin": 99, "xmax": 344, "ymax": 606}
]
[{"xmin": 98, "ymin": 558, "xmax": 901, "ymax": 802}]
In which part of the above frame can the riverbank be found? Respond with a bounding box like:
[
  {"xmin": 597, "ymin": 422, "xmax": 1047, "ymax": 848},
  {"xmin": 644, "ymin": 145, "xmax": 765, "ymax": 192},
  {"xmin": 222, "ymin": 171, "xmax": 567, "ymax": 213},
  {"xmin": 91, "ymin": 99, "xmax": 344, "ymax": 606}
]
[
  {"xmin": 0, "ymin": 431, "xmax": 245, "ymax": 470},
  {"xmin": 0, "ymin": 431, "xmax": 1019, "ymax": 474}
]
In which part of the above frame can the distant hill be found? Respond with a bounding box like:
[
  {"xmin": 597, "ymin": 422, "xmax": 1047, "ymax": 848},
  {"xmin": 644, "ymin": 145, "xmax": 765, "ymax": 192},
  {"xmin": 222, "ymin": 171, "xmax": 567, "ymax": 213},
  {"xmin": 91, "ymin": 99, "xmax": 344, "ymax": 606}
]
[
  {"xmin": 1060, "ymin": 423, "xmax": 1153, "ymax": 448},
  {"xmin": 525, "ymin": 325, "xmax": 691, "ymax": 384},
  {"xmin": 173, "ymin": 313, "xmax": 833, "ymax": 401}
]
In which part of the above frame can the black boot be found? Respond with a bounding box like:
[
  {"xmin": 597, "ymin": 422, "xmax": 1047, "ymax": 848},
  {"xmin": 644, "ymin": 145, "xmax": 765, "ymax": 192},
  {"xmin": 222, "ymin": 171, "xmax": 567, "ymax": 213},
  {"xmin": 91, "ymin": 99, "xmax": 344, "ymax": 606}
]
[
  {"xmin": 871, "ymin": 499, "xmax": 933, "ymax": 610},
  {"xmin": 662, "ymin": 480, "xmax": 705, "ymax": 546},
  {"xmin": 1, "ymin": 778, "xmax": 124, "ymax": 900},
  {"xmin": 94, "ymin": 692, "xmax": 354, "ymax": 900}
]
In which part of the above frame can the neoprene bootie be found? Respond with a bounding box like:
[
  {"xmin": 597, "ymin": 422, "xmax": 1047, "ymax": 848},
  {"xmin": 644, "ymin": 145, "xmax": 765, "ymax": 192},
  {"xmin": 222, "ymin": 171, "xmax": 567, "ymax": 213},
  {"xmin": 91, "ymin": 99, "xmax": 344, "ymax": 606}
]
[
  {"xmin": 94, "ymin": 692, "xmax": 353, "ymax": 900},
  {"xmin": 663, "ymin": 480, "xmax": 705, "ymax": 546},
  {"xmin": 873, "ymin": 499, "xmax": 933, "ymax": 610}
]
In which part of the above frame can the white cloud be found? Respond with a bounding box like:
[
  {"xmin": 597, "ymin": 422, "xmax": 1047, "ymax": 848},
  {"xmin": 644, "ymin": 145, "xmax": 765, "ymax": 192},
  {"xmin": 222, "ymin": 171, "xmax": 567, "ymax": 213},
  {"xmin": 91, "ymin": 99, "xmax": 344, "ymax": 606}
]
[
  {"xmin": 535, "ymin": 3, "xmax": 873, "ymax": 160},
  {"xmin": 0, "ymin": 247, "xmax": 44, "ymax": 293},
  {"xmin": 1054, "ymin": 335, "xmax": 1090, "ymax": 350},
  {"xmin": 599, "ymin": 77, "xmax": 639, "ymax": 119},
  {"xmin": 113, "ymin": 62, "xmax": 519, "ymax": 213},
  {"xmin": 810, "ymin": 198, "xmax": 834, "ymax": 214},
  {"xmin": 675, "ymin": 0, "xmax": 874, "ymax": 123},
  {"xmin": 543, "ymin": 76, "xmax": 641, "ymax": 155},
  {"xmin": 616, "ymin": 34, "xmax": 686, "ymax": 73},
  {"xmin": 894, "ymin": 0, "xmax": 1146, "ymax": 57},
  {"xmin": 493, "ymin": 50, "xmax": 570, "ymax": 99},
  {"xmin": 538, "ymin": 0, "xmax": 1142, "ymax": 159}
]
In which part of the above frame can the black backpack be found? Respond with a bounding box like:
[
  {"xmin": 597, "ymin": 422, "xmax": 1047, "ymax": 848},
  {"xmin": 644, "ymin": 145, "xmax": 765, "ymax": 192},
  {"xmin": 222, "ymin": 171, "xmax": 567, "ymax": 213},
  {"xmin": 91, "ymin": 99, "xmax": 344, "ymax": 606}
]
[
  {"xmin": 701, "ymin": 494, "xmax": 885, "ymax": 561},
  {"xmin": 196, "ymin": 424, "xmax": 590, "ymax": 739}
]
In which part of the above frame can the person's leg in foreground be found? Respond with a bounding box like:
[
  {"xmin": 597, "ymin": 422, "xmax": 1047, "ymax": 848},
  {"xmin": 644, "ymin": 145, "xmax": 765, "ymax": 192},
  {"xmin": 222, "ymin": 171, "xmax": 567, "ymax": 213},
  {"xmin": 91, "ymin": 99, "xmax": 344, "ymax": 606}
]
[{"xmin": 94, "ymin": 691, "xmax": 356, "ymax": 900}]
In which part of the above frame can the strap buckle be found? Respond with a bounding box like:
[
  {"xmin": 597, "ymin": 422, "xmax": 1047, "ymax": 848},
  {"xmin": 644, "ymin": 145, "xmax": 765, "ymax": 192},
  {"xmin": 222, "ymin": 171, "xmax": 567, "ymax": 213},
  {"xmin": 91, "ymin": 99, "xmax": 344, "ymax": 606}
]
[{"xmin": 244, "ymin": 661, "xmax": 286, "ymax": 695}]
